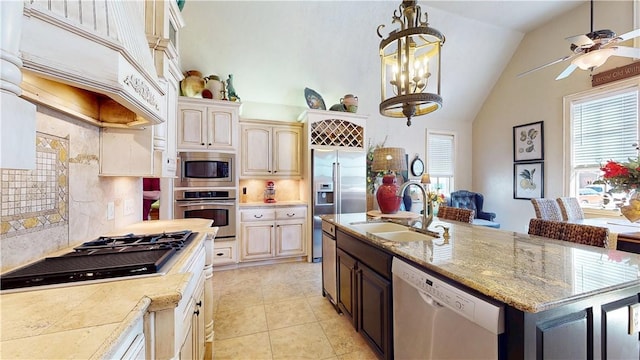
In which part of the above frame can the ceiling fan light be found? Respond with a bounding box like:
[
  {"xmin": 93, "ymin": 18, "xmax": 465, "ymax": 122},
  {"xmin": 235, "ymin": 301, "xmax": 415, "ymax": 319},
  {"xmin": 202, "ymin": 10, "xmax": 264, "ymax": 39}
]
[{"xmin": 571, "ymin": 48, "xmax": 615, "ymax": 70}]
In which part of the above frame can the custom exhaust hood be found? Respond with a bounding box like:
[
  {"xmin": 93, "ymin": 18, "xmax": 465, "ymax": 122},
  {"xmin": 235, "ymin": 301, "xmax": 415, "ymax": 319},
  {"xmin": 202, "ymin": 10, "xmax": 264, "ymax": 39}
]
[{"xmin": 19, "ymin": 0, "xmax": 166, "ymax": 127}]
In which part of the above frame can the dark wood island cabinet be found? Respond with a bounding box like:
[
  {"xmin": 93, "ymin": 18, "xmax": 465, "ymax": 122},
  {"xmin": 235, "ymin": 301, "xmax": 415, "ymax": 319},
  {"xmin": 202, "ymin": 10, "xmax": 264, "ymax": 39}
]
[{"xmin": 336, "ymin": 229, "xmax": 393, "ymax": 360}]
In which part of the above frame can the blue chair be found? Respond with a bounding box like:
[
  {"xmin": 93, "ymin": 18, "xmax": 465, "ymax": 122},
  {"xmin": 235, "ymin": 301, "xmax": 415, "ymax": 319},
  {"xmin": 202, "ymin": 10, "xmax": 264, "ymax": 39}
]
[{"xmin": 448, "ymin": 190, "xmax": 500, "ymax": 228}]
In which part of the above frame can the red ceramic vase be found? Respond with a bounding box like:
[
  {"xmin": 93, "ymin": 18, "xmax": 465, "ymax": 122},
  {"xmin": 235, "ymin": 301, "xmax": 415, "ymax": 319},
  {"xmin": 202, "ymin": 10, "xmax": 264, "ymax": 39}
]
[{"xmin": 376, "ymin": 174, "xmax": 401, "ymax": 214}]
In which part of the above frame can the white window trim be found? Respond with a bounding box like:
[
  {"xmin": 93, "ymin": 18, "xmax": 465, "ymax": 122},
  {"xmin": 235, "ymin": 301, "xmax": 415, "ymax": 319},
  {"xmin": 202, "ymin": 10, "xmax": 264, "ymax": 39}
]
[{"xmin": 562, "ymin": 76, "xmax": 640, "ymax": 207}]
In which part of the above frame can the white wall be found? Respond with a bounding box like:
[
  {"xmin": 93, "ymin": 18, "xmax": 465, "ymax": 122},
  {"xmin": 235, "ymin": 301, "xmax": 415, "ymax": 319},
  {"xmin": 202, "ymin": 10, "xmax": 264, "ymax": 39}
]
[{"xmin": 473, "ymin": 1, "xmax": 636, "ymax": 232}]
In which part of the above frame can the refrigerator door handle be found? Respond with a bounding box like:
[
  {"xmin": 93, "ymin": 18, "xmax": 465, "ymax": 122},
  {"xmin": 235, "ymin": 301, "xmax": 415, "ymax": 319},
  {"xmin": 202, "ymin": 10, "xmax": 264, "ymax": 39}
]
[{"xmin": 334, "ymin": 162, "xmax": 340, "ymax": 214}]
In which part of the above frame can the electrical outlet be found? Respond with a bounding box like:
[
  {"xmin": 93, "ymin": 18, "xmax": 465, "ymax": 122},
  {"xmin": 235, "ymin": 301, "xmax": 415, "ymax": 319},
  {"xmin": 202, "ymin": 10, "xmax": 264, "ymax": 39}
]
[
  {"xmin": 107, "ymin": 202, "xmax": 115, "ymax": 220},
  {"xmin": 124, "ymin": 198, "xmax": 135, "ymax": 216},
  {"xmin": 629, "ymin": 304, "xmax": 640, "ymax": 334}
]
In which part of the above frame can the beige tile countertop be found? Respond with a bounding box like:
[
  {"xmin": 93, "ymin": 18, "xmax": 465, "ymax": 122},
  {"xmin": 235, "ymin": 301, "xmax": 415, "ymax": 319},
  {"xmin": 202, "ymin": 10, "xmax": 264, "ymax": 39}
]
[
  {"xmin": 0, "ymin": 218, "xmax": 215, "ymax": 359},
  {"xmin": 322, "ymin": 213, "xmax": 640, "ymax": 313}
]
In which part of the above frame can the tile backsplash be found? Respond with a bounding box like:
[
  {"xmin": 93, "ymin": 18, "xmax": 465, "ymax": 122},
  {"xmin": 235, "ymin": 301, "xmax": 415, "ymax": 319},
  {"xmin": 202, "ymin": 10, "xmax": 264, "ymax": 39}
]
[
  {"xmin": 0, "ymin": 106, "xmax": 142, "ymax": 272},
  {"xmin": 1, "ymin": 133, "xmax": 69, "ymax": 238}
]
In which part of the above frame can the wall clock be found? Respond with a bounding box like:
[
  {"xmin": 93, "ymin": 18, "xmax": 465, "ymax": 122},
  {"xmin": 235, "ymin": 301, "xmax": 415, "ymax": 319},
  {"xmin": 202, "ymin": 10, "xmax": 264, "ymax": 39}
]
[{"xmin": 410, "ymin": 155, "xmax": 424, "ymax": 176}]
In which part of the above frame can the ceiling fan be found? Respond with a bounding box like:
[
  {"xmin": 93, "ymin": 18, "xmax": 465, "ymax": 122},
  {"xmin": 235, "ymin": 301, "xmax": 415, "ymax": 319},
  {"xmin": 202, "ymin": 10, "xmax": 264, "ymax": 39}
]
[{"xmin": 518, "ymin": 0, "xmax": 640, "ymax": 80}]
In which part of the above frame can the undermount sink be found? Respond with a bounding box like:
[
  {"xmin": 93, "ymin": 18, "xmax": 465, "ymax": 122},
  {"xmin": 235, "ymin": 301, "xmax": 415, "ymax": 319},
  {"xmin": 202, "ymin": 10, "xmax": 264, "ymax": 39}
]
[
  {"xmin": 349, "ymin": 222, "xmax": 408, "ymax": 233},
  {"xmin": 375, "ymin": 230, "xmax": 437, "ymax": 243}
]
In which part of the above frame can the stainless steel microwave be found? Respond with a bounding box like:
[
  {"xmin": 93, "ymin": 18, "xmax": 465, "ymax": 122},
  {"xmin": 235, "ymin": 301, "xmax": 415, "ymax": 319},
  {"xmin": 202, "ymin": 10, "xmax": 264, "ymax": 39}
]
[{"xmin": 176, "ymin": 152, "xmax": 235, "ymax": 187}]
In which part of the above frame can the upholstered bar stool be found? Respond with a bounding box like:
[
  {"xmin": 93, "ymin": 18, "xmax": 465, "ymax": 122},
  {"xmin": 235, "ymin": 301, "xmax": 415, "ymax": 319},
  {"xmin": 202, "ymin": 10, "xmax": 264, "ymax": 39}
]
[
  {"xmin": 556, "ymin": 197, "xmax": 585, "ymax": 221},
  {"xmin": 530, "ymin": 198, "xmax": 563, "ymax": 221}
]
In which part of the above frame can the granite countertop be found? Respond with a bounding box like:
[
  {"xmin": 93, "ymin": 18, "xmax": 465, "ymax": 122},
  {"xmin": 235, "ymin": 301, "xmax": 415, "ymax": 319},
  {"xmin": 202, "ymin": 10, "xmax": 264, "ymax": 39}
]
[
  {"xmin": 0, "ymin": 218, "xmax": 214, "ymax": 359},
  {"xmin": 322, "ymin": 213, "xmax": 640, "ymax": 313}
]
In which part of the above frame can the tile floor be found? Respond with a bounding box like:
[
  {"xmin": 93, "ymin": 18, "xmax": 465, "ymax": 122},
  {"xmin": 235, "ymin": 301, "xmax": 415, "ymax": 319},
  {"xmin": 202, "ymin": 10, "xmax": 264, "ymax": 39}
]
[{"xmin": 212, "ymin": 261, "xmax": 378, "ymax": 359}]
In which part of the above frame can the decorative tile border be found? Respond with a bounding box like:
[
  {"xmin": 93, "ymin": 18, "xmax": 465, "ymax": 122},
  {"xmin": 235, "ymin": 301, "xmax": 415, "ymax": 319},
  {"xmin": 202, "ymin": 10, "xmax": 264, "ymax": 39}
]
[{"xmin": 1, "ymin": 133, "xmax": 69, "ymax": 237}]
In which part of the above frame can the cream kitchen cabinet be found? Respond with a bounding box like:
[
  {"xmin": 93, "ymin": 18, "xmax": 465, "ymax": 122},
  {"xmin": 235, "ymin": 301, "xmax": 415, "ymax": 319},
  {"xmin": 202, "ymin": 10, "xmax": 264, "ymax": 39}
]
[
  {"xmin": 177, "ymin": 98, "xmax": 240, "ymax": 152},
  {"xmin": 240, "ymin": 120, "xmax": 302, "ymax": 177},
  {"xmin": 213, "ymin": 240, "xmax": 238, "ymax": 266},
  {"xmin": 240, "ymin": 205, "xmax": 307, "ymax": 262}
]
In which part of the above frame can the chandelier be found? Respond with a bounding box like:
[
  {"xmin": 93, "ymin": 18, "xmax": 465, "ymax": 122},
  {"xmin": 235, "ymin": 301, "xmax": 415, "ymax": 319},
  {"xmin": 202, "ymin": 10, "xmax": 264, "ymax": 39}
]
[{"xmin": 378, "ymin": 0, "xmax": 445, "ymax": 126}]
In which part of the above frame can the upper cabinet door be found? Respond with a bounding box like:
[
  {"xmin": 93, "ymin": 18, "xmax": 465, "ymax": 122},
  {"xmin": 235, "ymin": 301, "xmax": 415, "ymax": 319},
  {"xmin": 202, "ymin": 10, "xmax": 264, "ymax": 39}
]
[
  {"xmin": 208, "ymin": 108, "xmax": 234, "ymax": 149},
  {"xmin": 273, "ymin": 126, "xmax": 301, "ymax": 176},
  {"xmin": 241, "ymin": 125, "xmax": 273, "ymax": 175},
  {"xmin": 178, "ymin": 106, "xmax": 207, "ymax": 149},
  {"xmin": 177, "ymin": 98, "xmax": 240, "ymax": 152}
]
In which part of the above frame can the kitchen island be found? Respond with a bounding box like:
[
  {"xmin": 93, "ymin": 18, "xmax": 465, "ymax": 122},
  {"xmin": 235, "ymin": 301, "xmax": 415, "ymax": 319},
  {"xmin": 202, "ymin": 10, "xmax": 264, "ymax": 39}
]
[
  {"xmin": 0, "ymin": 219, "xmax": 216, "ymax": 359},
  {"xmin": 322, "ymin": 213, "xmax": 640, "ymax": 359}
]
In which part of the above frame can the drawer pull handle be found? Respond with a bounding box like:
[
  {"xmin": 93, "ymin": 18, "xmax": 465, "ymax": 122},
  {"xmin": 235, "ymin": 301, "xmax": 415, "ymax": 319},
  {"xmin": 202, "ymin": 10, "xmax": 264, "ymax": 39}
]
[
  {"xmin": 216, "ymin": 252, "xmax": 224, "ymax": 256},
  {"xmin": 287, "ymin": 213, "xmax": 295, "ymax": 217},
  {"xmin": 254, "ymin": 214, "xmax": 263, "ymax": 218}
]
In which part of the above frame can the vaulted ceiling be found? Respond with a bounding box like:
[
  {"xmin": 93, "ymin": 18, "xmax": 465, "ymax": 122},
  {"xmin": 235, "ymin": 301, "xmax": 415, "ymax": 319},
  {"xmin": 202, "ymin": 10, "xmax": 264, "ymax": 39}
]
[{"xmin": 180, "ymin": 1, "xmax": 588, "ymax": 125}]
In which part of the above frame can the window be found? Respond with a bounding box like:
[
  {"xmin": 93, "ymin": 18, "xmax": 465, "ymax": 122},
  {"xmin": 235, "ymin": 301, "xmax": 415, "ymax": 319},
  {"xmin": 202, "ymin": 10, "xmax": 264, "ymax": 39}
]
[
  {"xmin": 426, "ymin": 130, "xmax": 455, "ymax": 195},
  {"xmin": 564, "ymin": 78, "xmax": 639, "ymax": 210}
]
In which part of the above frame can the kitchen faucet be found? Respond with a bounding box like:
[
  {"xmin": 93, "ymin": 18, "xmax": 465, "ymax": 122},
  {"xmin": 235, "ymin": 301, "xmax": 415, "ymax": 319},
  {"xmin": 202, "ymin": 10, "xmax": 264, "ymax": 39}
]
[{"xmin": 396, "ymin": 182, "xmax": 437, "ymax": 237}]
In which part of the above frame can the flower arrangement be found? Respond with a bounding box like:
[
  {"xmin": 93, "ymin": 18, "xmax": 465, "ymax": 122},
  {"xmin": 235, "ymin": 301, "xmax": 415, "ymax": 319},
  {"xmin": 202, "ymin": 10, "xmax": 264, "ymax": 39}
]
[
  {"xmin": 594, "ymin": 157, "xmax": 640, "ymax": 193},
  {"xmin": 427, "ymin": 191, "xmax": 446, "ymax": 205}
]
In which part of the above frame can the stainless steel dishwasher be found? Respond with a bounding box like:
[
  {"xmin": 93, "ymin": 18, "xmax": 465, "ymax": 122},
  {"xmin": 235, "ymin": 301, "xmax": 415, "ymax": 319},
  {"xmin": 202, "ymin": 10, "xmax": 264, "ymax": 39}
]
[
  {"xmin": 321, "ymin": 220, "xmax": 338, "ymax": 306},
  {"xmin": 392, "ymin": 257, "xmax": 504, "ymax": 359}
]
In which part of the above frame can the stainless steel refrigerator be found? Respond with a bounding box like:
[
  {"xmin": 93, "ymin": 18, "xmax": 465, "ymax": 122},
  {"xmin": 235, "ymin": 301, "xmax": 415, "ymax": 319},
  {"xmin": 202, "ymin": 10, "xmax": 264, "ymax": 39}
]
[{"xmin": 312, "ymin": 149, "xmax": 366, "ymax": 262}]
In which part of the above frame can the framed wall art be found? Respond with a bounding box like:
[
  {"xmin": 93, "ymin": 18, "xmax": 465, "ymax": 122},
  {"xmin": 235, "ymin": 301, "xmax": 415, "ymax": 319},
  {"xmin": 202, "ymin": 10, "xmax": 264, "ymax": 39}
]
[
  {"xmin": 513, "ymin": 121, "xmax": 544, "ymax": 162},
  {"xmin": 514, "ymin": 162, "xmax": 544, "ymax": 200}
]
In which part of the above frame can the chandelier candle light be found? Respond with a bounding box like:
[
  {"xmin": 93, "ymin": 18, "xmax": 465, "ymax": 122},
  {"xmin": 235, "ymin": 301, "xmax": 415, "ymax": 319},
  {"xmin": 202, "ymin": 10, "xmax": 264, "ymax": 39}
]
[
  {"xmin": 372, "ymin": 147, "xmax": 407, "ymax": 214},
  {"xmin": 378, "ymin": 0, "xmax": 445, "ymax": 126}
]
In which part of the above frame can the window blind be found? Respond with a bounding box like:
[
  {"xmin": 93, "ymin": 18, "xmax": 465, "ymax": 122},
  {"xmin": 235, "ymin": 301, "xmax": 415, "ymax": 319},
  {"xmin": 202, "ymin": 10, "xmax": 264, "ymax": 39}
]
[
  {"xmin": 428, "ymin": 133, "xmax": 454, "ymax": 176},
  {"xmin": 572, "ymin": 89, "xmax": 639, "ymax": 167}
]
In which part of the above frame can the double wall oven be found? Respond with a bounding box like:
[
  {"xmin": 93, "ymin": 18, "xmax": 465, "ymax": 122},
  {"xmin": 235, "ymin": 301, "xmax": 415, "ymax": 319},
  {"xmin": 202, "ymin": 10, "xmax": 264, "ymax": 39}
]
[{"xmin": 174, "ymin": 152, "xmax": 237, "ymax": 242}]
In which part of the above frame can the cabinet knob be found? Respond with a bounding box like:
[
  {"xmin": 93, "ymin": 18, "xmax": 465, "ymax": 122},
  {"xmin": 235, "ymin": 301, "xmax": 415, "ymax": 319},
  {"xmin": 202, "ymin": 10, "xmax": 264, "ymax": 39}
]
[
  {"xmin": 196, "ymin": 301, "xmax": 202, "ymax": 307},
  {"xmin": 201, "ymin": 142, "xmax": 205, "ymax": 145},
  {"xmin": 208, "ymin": 143, "xmax": 212, "ymax": 146},
  {"xmin": 194, "ymin": 309, "xmax": 200, "ymax": 316}
]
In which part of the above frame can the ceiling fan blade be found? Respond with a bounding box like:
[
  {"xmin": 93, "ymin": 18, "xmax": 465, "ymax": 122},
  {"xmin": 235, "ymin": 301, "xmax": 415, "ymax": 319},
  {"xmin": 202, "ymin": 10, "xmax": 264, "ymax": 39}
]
[
  {"xmin": 566, "ymin": 34, "xmax": 593, "ymax": 47},
  {"xmin": 517, "ymin": 55, "xmax": 574, "ymax": 78},
  {"xmin": 616, "ymin": 28, "xmax": 640, "ymax": 41},
  {"xmin": 612, "ymin": 46, "xmax": 640, "ymax": 59},
  {"xmin": 555, "ymin": 64, "xmax": 579, "ymax": 80}
]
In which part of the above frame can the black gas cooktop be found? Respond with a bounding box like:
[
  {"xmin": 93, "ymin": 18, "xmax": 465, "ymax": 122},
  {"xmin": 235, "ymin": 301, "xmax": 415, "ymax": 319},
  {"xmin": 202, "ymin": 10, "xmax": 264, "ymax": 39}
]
[{"xmin": 1, "ymin": 230, "xmax": 197, "ymax": 291}]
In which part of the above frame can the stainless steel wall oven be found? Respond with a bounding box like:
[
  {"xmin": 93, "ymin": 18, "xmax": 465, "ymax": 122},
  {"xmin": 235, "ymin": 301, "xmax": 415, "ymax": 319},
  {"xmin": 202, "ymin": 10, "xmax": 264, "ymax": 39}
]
[{"xmin": 174, "ymin": 189, "xmax": 236, "ymax": 241}]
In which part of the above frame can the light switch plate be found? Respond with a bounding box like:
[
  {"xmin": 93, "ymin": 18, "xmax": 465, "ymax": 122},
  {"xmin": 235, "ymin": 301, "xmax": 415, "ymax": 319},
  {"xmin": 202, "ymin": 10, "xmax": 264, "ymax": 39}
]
[
  {"xmin": 124, "ymin": 198, "xmax": 134, "ymax": 216},
  {"xmin": 629, "ymin": 303, "xmax": 640, "ymax": 334},
  {"xmin": 107, "ymin": 201, "xmax": 115, "ymax": 220}
]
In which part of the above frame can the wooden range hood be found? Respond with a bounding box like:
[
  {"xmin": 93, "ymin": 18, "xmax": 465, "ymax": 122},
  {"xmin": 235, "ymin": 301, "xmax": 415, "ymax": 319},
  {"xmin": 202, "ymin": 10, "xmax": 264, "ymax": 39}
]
[{"xmin": 19, "ymin": 1, "xmax": 166, "ymax": 128}]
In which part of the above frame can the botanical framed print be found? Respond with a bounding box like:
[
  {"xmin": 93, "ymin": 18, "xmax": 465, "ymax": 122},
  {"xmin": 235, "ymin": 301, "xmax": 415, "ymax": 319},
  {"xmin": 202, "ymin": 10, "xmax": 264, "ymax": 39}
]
[
  {"xmin": 513, "ymin": 121, "xmax": 544, "ymax": 162},
  {"xmin": 514, "ymin": 162, "xmax": 544, "ymax": 200}
]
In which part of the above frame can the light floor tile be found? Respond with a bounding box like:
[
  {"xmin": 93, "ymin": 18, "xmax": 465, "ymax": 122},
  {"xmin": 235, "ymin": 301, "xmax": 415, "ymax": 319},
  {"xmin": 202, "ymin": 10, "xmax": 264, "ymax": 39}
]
[
  {"xmin": 319, "ymin": 317, "xmax": 371, "ymax": 356},
  {"xmin": 212, "ymin": 261, "xmax": 379, "ymax": 360},
  {"xmin": 216, "ymin": 285, "xmax": 263, "ymax": 313},
  {"xmin": 214, "ymin": 304, "xmax": 268, "ymax": 340},
  {"xmin": 265, "ymin": 298, "xmax": 317, "ymax": 330},
  {"xmin": 306, "ymin": 295, "xmax": 342, "ymax": 322},
  {"xmin": 262, "ymin": 282, "xmax": 306, "ymax": 303},
  {"xmin": 269, "ymin": 322, "xmax": 336, "ymax": 360},
  {"xmin": 213, "ymin": 331, "xmax": 272, "ymax": 360}
]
